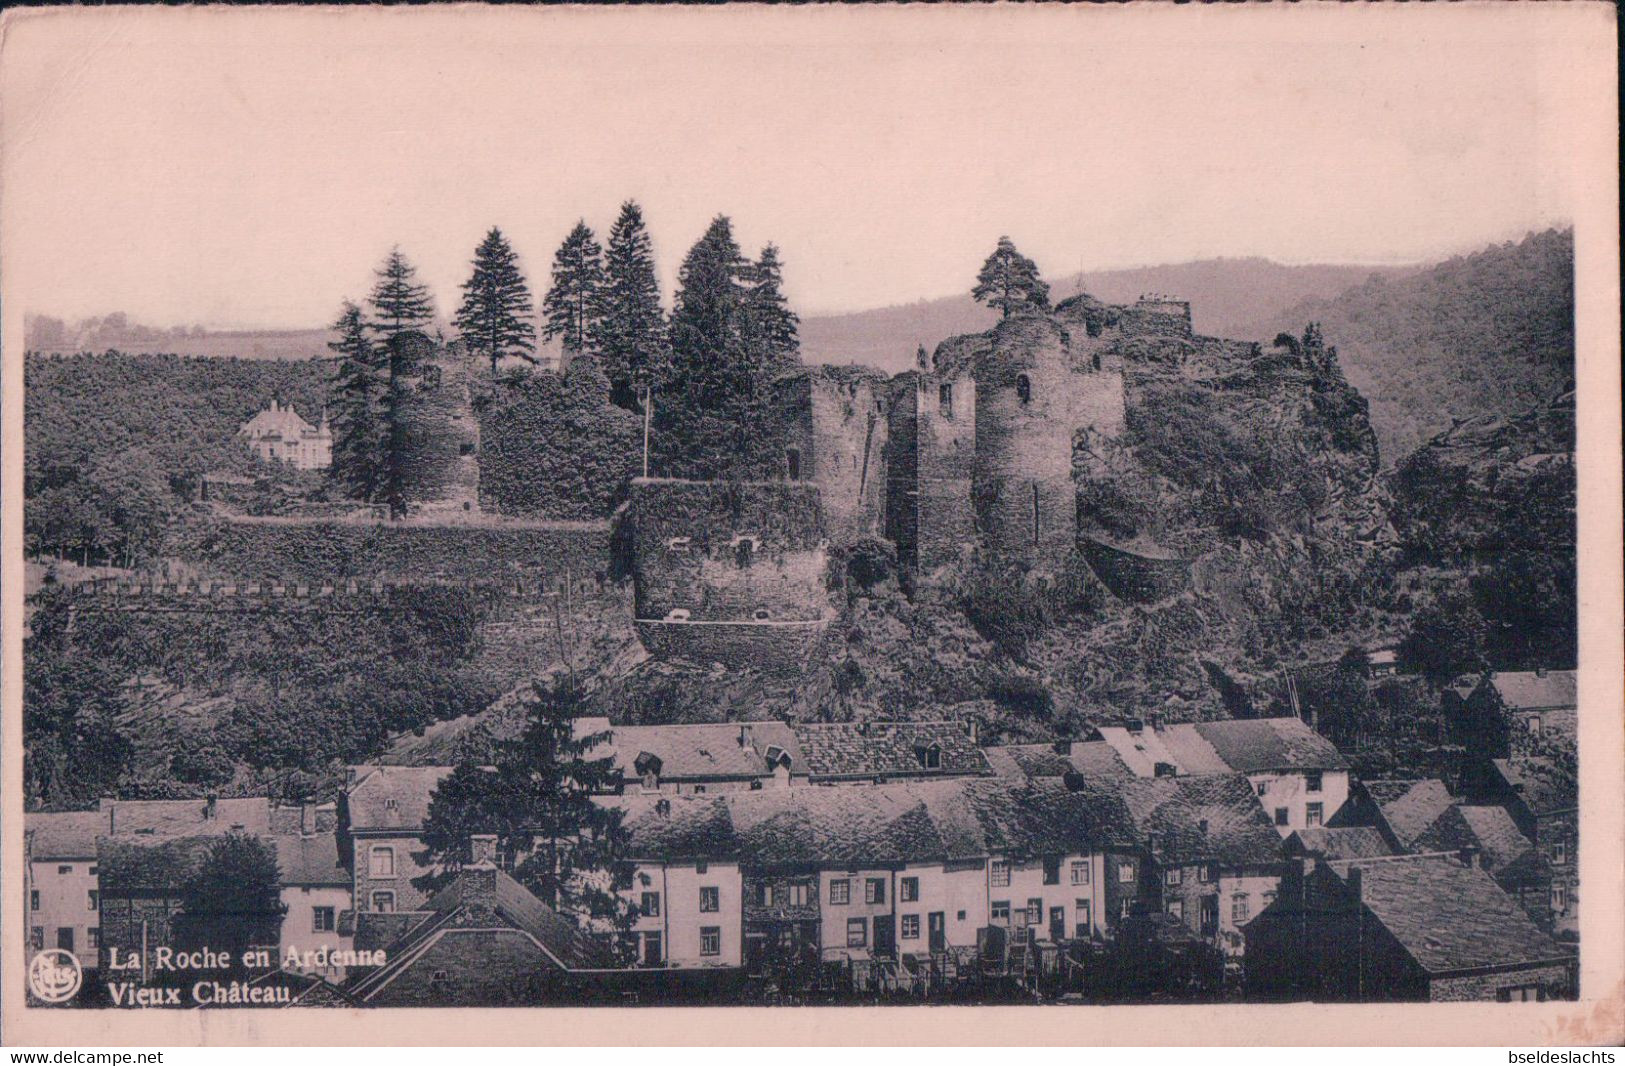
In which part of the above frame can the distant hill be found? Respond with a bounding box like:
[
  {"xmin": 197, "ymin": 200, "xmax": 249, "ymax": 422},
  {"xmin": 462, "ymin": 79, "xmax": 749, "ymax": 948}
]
[
  {"xmin": 798, "ymin": 258, "xmax": 1420, "ymax": 373},
  {"xmin": 1239, "ymin": 228, "xmax": 1575, "ymax": 464}
]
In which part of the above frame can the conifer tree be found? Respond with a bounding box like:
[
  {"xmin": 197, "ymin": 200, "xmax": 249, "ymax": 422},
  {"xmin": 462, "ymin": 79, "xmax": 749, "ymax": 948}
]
[
  {"xmin": 419, "ymin": 677, "xmax": 638, "ymax": 960},
  {"xmin": 742, "ymin": 243, "xmax": 800, "ymax": 368},
  {"xmin": 972, "ymin": 236, "xmax": 1050, "ymax": 318},
  {"xmin": 455, "ymin": 227, "xmax": 537, "ymax": 376},
  {"xmin": 175, "ymin": 835, "xmax": 287, "ymax": 972},
  {"xmin": 326, "ymin": 302, "xmax": 385, "ymax": 500},
  {"xmin": 543, "ymin": 222, "xmax": 605, "ymax": 360},
  {"xmin": 591, "ymin": 201, "xmax": 668, "ymax": 409},
  {"xmin": 368, "ymin": 247, "xmax": 436, "ymax": 342}
]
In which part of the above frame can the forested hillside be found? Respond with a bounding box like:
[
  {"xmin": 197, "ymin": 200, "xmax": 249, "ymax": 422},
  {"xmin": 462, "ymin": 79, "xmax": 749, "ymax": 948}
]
[{"xmin": 1243, "ymin": 229, "xmax": 1574, "ymax": 463}]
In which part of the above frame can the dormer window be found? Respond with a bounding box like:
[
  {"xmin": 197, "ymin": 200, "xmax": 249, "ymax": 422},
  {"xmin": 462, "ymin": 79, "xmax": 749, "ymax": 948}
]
[
  {"xmin": 634, "ymin": 751, "xmax": 663, "ymax": 791},
  {"xmin": 1016, "ymin": 374, "xmax": 1032, "ymax": 405},
  {"xmin": 938, "ymin": 383, "xmax": 954, "ymax": 419}
]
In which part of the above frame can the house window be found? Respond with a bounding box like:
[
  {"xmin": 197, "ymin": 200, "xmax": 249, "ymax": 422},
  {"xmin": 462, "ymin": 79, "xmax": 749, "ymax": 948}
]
[
  {"xmin": 1256, "ymin": 780, "xmax": 1270, "ymax": 796},
  {"xmin": 1274, "ymin": 808, "xmax": 1290, "ymax": 827},
  {"xmin": 757, "ymin": 884, "xmax": 773, "ymax": 907},
  {"xmin": 1074, "ymin": 899, "xmax": 1091, "ymax": 937},
  {"xmin": 1117, "ymin": 860, "xmax": 1136, "ymax": 883},
  {"xmin": 1305, "ymin": 772, "xmax": 1323, "ymax": 793},
  {"xmin": 700, "ymin": 927, "xmax": 721, "ymax": 957},
  {"xmin": 1167, "ymin": 900, "xmax": 1184, "ymax": 921},
  {"xmin": 56, "ymin": 928, "xmax": 74, "ymax": 952},
  {"xmin": 642, "ymin": 932, "xmax": 663, "ymax": 966},
  {"xmin": 1550, "ymin": 842, "xmax": 1568, "ymax": 866},
  {"xmin": 1042, "ymin": 857, "xmax": 1061, "ymax": 885},
  {"xmin": 87, "ymin": 890, "xmax": 98, "ymax": 911},
  {"xmin": 789, "ymin": 883, "xmax": 810, "ymax": 907},
  {"xmin": 58, "ymin": 865, "xmax": 73, "ymax": 875},
  {"xmin": 1498, "ymin": 985, "xmax": 1545, "ymax": 1003},
  {"xmin": 369, "ymin": 845, "xmax": 395, "ymax": 879},
  {"xmin": 1305, "ymin": 803, "xmax": 1324, "ymax": 828},
  {"xmin": 1262, "ymin": 891, "xmax": 1277, "ymax": 908},
  {"xmin": 1120, "ymin": 898, "xmax": 1133, "ymax": 919},
  {"xmin": 1070, "ymin": 861, "xmax": 1090, "ymax": 885},
  {"xmin": 1231, "ymin": 894, "xmax": 1250, "ymax": 923},
  {"xmin": 87, "ymin": 928, "xmax": 99, "ymax": 949},
  {"xmin": 991, "ymin": 901, "xmax": 1010, "ymax": 924},
  {"xmin": 30, "ymin": 928, "xmax": 43, "ymax": 951},
  {"xmin": 313, "ymin": 907, "xmax": 335, "ymax": 933},
  {"xmin": 700, "ymin": 886, "xmax": 720, "ymax": 913},
  {"xmin": 938, "ymin": 384, "xmax": 954, "ymax": 419},
  {"xmin": 901, "ymin": 915, "xmax": 920, "ymax": 939},
  {"xmin": 1526, "ymin": 715, "xmax": 1543, "ymax": 735},
  {"xmin": 919, "ymin": 744, "xmax": 941, "ymax": 770},
  {"xmin": 641, "ymin": 892, "xmax": 661, "ymax": 917},
  {"xmin": 370, "ymin": 891, "xmax": 395, "ymax": 913},
  {"xmin": 88, "ymin": 866, "xmax": 96, "ymax": 877},
  {"xmin": 1550, "ymin": 883, "xmax": 1568, "ymax": 914},
  {"xmin": 900, "ymin": 877, "xmax": 919, "ymax": 903},
  {"xmin": 847, "ymin": 918, "xmax": 867, "ymax": 948},
  {"xmin": 865, "ymin": 878, "xmax": 886, "ymax": 905},
  {"xmin": 1197, "ymin": 864, "xmax": 1213, "ymax": 884},
  {"xmin": 990, "ymin": 860, "xmax": 1011, "ymax": 887},
  {"xmin": 30, "ymin": 890, "xmax": 38, "ymax": 911},
  {"xmin": 1025, "ymin": 898, "xmax": 1043, "ymax": 925},
  {"xmin": 696, "ymin": 862, "xmax": 708, "ymax": 874},
  {"xmin": 1165, "ymin": 868, "xmax": 1182, "ymax": 887},
  {"xmin": 829, "ymin": 879, "xmax": 850, "ymax": 905}
]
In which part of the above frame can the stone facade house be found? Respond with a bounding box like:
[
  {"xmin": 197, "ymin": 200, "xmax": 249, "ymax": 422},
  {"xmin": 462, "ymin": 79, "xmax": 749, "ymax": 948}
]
[
  {"xmin": 237, "ymin": 399, "xmax": 332, "ymax": 470},
  {"xmin": 1445, "ymin": 669, "xmax": 1577, "ymax": 762}
]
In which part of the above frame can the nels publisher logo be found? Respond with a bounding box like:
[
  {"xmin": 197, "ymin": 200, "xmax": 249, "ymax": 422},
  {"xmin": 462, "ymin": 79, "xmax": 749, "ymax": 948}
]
[{"xmin": 28, "ymin": 948, "xmax": 83, "ymax": 1004}]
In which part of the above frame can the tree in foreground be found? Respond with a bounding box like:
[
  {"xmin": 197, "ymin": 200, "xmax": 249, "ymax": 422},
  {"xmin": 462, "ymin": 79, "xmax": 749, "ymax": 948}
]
[
  {"xmin": 592, "ymin": 201, "xmax": 668, "ymax": 409},
  {"xmin": 419, "ymin": 677, "xmax": 638, "ymax": 962},
  {"xmin": 973, "ymin": 236, "xmax": 1050, "ymax": 318},
  {"xmin": 543, "ymin": 222, "xmax": 606, "ymax": 361},
  {"xmin": 368, "ymin": 247, "xmax": 436, "ymax": 342},
  {"xmin": 326, "ymin": 301, "xmax": 385, "ymax": 501},
  {"xmin": 741, "ymin": 242, "xmax": 800, "ymax": 369},
  {"xmin": 174, "ymin": 834, "xmax": 287, "ymax": 973},
  {"xmin": 455, "ymin": 227, "xmax": 537, "ymax": 376}
]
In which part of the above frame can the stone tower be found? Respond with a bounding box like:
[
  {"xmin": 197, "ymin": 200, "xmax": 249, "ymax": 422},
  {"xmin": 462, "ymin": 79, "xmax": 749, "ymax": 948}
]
[
  {"xmin": 774, "ymin": 365, "xmax": 890, "ymax": 545},
  {"xmin": 394, "ymin": 332, "xmax": 481, "ymax": 516},
  {"xmin": 971, "ymin": 313, "xmax": 1079, "ymax": 566},
  {"xmin": 885, "ymin": 343, "xmax": 977, "ymax": 576}
]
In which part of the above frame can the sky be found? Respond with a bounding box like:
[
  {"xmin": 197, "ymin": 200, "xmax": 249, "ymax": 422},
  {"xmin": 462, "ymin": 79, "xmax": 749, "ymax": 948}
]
[{"xmin": 0, "ymin": 4, "xmax": 1606, "ymax": 328}]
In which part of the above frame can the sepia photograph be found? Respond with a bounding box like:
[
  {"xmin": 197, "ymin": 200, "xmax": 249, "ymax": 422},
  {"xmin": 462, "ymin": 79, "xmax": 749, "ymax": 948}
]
[{"xmin": 1, "ymin": 1, "xmax": 1619, "ymax": 1047}]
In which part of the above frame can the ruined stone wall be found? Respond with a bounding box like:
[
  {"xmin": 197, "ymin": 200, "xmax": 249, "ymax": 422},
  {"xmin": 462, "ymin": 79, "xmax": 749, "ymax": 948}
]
[
  {"xmin": 1117, "ymin": 299, "xmax": 1194, "ymax": 339},
  {"xmin": 884, "ymin": 370, "xmax": 976, "ymax": 576},
  {"xmin": 627, "ymin": 479, "xmax": 829, "ymax": 624},
  {"xmin": 395, "ymin": 334, "xmax": 481, "ymax": 516},
  {"xmin": 776, "ymin": 368, "xmax": 889, "ymax": 545}
]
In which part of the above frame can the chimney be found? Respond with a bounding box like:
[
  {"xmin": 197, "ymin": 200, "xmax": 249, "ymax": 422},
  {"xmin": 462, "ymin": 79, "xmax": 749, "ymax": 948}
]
[
  {"xmin": 205, "ymin": 794, "xmax": 218, "ymax": 821},
  {"xmin": 739, "ymin": 724, "xmax": 752, "ymax": 749},
  {"xmin": 107, "ymin": 804, "xmax": 115, "ymax": 835},
  {"xmin": 1126, "ymin": 718, "xmax": 1145, "ymax": 734},
  {"xmin": 968, "ymin": 720, "xmax": 979, "ymax": 745},
  {"xmin": 300, "ymin": 801, "xmax": 316, "ymax": 836},
  {"xmin": 1458, "ymin": 845, "xmax": 1482, "ymax": 869},
  {"xmin": 470, "ymin": 834, "xmax": 498, "ymax": 867},
  {"xmin": 1347, "ymin": 867, "xmax": 1363, "ymax": 902},
  {"xmin": 1535, "ymin": 667, "xmax": 1548, "ymax": 678},
  {"xmin": 1147, "ymin": 712, "xmax": 1160, "ymax": 732}
]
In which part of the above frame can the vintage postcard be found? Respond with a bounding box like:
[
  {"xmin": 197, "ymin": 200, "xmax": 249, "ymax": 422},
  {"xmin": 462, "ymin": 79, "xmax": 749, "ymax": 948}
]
[{"xmin": 1, "ymin": 2, "xmax": 1619, "ymax": 1047}]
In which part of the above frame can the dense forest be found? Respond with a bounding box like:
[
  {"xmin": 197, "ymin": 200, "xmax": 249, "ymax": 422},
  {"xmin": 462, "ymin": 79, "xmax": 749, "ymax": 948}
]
[{"xmin": 1245, "ymin": 228, "xmax": 1574, "ymax": 462}]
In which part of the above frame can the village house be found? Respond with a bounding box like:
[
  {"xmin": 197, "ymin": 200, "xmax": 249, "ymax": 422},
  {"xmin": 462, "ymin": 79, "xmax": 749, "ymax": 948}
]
[
  {"xmin": 273, "ymin": 829, "xmax": 356, "ymax": 981},
  {"xmin": 1474, "ymin": 757, "xmax": 1578, "ymax": 939},
  {"xmin": 1283, "ymin": 826, "xmax": 1395, "ymax": 863},
  {"xmin": 342, "ymin": 765, "xmax": 454, "ymax": 914},
  {"xmin": 1341, "ymin": 778, "xmax": 1459, "ymax": 852},
  {"xmin": 237, "ymin": 399, "xmax": 333, "ymax": 470},
  {"xmin": 24, "ymin": 812, "xmax": 106, "ymax": 972},
  {"xmin": 1245, "ymin": 852, "xmax": 1575, "ymax": 1002},
  {"xmin": 1444, "ymin": 668, "xmax": 1577, "ymax": 762},
  {"xmin": 1092, "ymin": 716, "xmax": 1350, "ymax": 835}
]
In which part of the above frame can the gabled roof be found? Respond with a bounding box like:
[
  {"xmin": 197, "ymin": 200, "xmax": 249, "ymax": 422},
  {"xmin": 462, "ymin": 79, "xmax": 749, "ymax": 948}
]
[
  {"xmin": 273, "ymin": 832, "xmax": 350, "ymax": 887},
  {"xmin": 795, "ymin": 721, "xmax": 989, "ymax": 779},
  {"xmin": 1112, "ymin": 775, "xmax": 1284, "ymax": 867},
  {"xmin": 1328, "ymin": 854, "xmax": 1570, "ymax": 974},
  {"xmin": 1413, "ymin": 806, "xmax": 1532, "ymax": 871},
  {"xmin": 1485, "ymin": 670, "xmax": 1577, "ymax": 711},
  {"xmin": 26, "ymin": 811, "xmax": 107, "ymax": 860},
  {"xmin": 604, "ymin": 721, "xmax": 800, "ymax": 781},
  {"xmin": 239, "ymin": 403, "xmax": 318, "ymax": 441},
  {"xmin": 982, "ymin": 740, "xmax": 1134, "ymax": 783},
  {"xmin": 99, "ymin": 797, "xmax": 272, "ymax": 837},
  {"xmin": 1491, "ymin": 757, "xmax": 1577, "ymax": 815},
  {"xmin": 1361, "ymin": 779, "xmax": 1457, "ymax": 848},
  {"xmin": 346, "ymin": 766, "xmax": 455, "ymax": 831},
  {"xmin": 1096, "ymin": 717, "xmax": 1347, "ymax": 778},
  {"xmin": 1286, "ymin": 827, "xmax": 1394, "ymax": 861}
]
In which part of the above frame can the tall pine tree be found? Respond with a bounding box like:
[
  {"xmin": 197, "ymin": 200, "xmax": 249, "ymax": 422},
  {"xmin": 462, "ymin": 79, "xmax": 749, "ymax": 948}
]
[
  {"xmin": 543, "ymin": 222, "xmax": 605, "ymax": 362},
  {"xmin": 591, "ymin": 201, "xmax": 668, "ymax": 410},
  {"xmin": 368, "ymin": 247, "xmax": 436, "ymax": 342},
  {"xmin": 654, "ymin": 215, "xmax": 786, "ymax": 480},
  {"xmin": 326, "ymin": 301, "xmax": 385, "ymax": 501},
  {"xmin": 742, "ymin": 242, "xmax": 800, "ymax": 368},
  {"xmin": 972, "ymin": 236, "xmax": 1050, "ymax": 318},
  {"xmin": 455, "ymin": 227, "xmax": 537, "ymax": 376}
]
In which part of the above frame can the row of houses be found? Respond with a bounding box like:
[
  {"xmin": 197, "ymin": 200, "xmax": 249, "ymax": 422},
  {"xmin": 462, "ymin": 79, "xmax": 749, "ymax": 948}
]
[{"xmin": 24, "ymin": 709, "xmax": 1577, "ymax": 1006}]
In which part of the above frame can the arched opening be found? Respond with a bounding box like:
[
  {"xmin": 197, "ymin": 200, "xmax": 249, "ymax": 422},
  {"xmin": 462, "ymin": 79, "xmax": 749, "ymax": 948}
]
[
  {"xmin": 938, "ymin": 383, "xmax": 954, "ymax": 419},
  {"xmin": 1016, "ymin": 374, "xmax": 1032, "ymax": 405}
]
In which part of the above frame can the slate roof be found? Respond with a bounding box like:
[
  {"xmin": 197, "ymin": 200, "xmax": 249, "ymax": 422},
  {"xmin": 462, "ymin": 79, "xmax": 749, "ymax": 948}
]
[
  {"xmin": 1362, "ymin": 779, "xmax": 1457, "ymax": 848},
  {"xmin": 273, "ymin": 831, "xmax": 351, "ymax": 887},
  {"xmin": 1486, "ymin": 670, "xmax": 1577, "ymax": 711},
  {"xmin": 99, "ymin": 797, "xmax": 272, "ymax": 837},
  {"xmin": 26, "ymin": 811, "xmax": 107, "ymax": 860},
  {"xmin": 795, "ymin": 721, "xmax": 989, "ymax": 779},
  {"xmin": 1287, "ymin": 827, "xmax": 1394, "ymax": 861},
  {"xmin": 239, "ymin": 402, "xmax": 319, "ymax": 442},
  {"xmin": 1111, "ymin": 775, "xmax": 1284, "ymax": 867},
  {"xmin": 983, "ymin": 741, "xmax": 1134, "ymax": 783},
  {"xmin": 1491, "ymin": 758, "xmax": 1577, "ymax": 815},
  {"xmin": 1095, "ymin": 717, "xmax": 1347, "ymax": 778},
  {"xmin": 603, "ymin": 721, "xmax": 801, "ymax": 781},
  {"xmin": 346, "ymin": 766, "xmax": 455, "ymax": 832},
  {"xmin": 1328, "ymin": 854, "xmax": 1571, "ymax": 974},
  {"xmin": 1413, "ymin": 806, "xmax": 1532, "ymax": 871}
]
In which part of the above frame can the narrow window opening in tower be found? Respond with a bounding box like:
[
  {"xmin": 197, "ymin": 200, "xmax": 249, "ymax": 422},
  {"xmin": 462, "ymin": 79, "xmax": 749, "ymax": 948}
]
[
  {"xmin": 1017, "ymin": 374, "xmax": 1032, "ymax": 405},
  {"xmin": 1092, "ymin": 352, "xmax": 1102, "ymax": 372},
  {"xmin": 1032, "ymin": 483, "xmax": 1041, "ymax": 547},
  {"xmin": 786, "ymin": 448, "xmax": 801, "ymax": 480},
  {"xmin": 938, "ymin": 384, "xmax": 954, "ymax": 419},
  {"xmin": 735, "ymin": 540, "xmax": 755, "ymax": 569}
]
